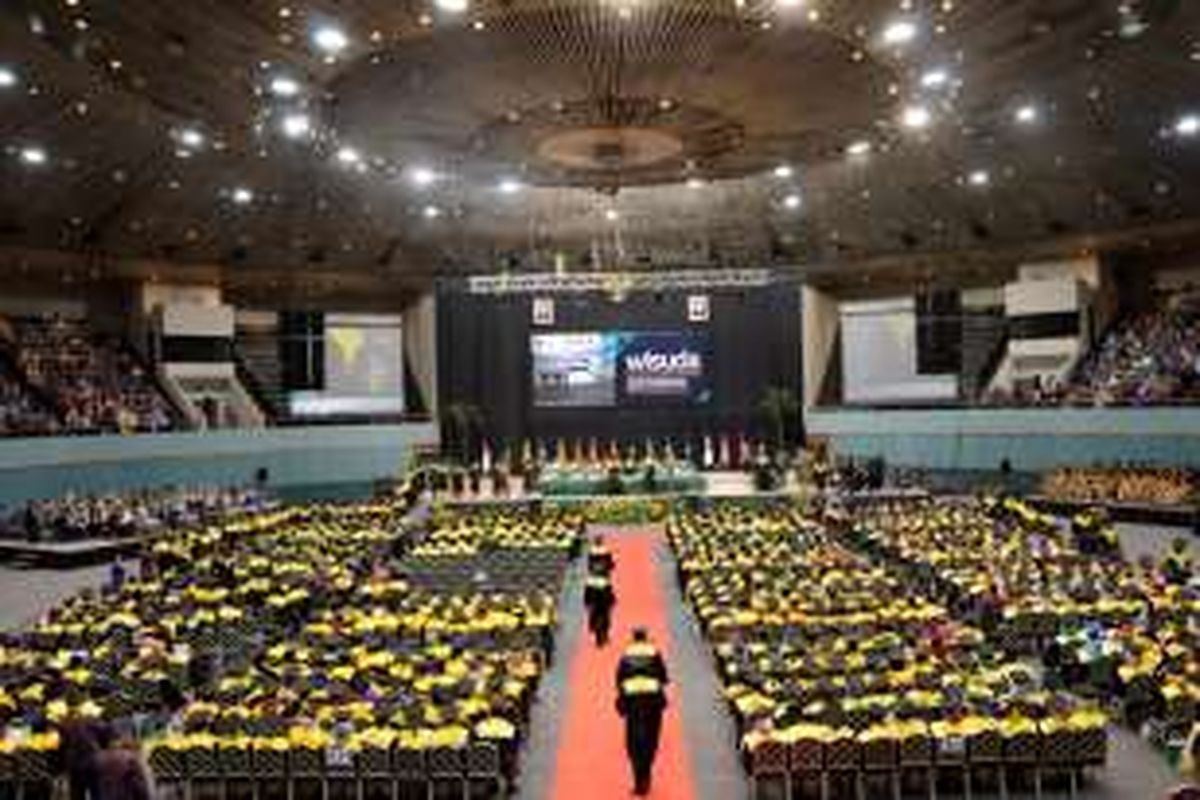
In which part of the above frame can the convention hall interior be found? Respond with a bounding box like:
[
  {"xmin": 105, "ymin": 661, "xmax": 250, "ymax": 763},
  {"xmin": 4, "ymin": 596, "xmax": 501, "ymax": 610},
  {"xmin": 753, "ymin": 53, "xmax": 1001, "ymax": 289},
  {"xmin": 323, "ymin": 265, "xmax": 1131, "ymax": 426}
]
[{"xmin": 1, "ymin": 0, "xmax": 1199, "ymax": 799}]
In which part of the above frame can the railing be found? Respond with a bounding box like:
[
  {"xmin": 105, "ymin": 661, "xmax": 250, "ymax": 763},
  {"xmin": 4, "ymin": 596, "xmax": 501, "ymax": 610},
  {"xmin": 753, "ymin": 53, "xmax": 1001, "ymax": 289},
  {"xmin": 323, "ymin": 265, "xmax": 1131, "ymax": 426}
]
[
  {"xmin": 815, "ymin": 394, "xmax": 1200, "ymax": 412},
  {"xmin": 233, "ymin": 352, "xmax": 282, "ymax": 423},
  {"xmin": 0, "ymin": 342, "xmax": 64, "ymax": 428},
  {"xmin": 972, "ymin": 328, "xmax": 1009, "ymax": 399}
]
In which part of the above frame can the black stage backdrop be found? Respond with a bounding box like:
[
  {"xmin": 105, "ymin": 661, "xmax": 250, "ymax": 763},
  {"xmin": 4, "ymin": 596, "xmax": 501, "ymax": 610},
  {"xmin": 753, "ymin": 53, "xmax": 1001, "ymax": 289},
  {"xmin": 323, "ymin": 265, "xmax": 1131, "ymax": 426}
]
[{"xmin": 436, "ymin": 285, "xmax": 802, "ymax": 449}]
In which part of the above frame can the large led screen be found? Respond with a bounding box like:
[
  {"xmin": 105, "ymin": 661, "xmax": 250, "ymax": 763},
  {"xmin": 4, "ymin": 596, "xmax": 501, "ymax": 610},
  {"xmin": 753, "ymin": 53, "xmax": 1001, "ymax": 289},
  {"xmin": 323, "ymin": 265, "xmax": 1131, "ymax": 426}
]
[{"xmin": 531, "ymin": 331, "xmax": 710, "ymax": 408}]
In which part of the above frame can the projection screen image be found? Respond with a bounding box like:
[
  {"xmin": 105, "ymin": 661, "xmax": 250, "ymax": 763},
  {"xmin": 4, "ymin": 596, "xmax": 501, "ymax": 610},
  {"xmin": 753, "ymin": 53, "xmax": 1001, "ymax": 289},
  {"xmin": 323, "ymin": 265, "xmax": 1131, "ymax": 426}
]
[
  {"xmin": 530, "ymin": 332, "xmax": 619, "ymax": 408},
  {"xmin": 290, "ymin": 313, "xmax": 406, "ymax": 416},
  {"xmin": 840, "ymin": 298, "xmax": 958, "ymax": 404}
]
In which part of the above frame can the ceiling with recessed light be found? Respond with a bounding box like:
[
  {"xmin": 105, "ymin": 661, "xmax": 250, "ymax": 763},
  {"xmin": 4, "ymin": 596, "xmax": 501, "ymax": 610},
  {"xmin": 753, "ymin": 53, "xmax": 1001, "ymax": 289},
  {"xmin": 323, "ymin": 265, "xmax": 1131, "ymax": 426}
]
[{"xmin": 0, "ymin": 0, "xmax": 1198, "ymax": 284}]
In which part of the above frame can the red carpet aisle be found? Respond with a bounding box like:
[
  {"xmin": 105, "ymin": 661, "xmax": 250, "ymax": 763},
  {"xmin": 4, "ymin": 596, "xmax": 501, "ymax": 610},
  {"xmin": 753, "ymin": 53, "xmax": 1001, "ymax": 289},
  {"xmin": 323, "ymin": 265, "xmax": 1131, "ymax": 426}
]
[{"xmin": 549, "ymin": 528, "xmax": 697, "ymax": 800}]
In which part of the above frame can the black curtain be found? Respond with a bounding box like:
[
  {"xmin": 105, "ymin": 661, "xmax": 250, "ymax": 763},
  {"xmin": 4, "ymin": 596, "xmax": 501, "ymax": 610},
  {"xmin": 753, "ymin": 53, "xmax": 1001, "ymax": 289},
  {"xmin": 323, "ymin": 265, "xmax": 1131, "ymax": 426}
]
[
  {"xmin": 436, "ymin": 285, "xmax": 802, "ymax": 450},
  {"xmin": 916, "ymin": 290, "xmax": 963, "ymax": 375}
]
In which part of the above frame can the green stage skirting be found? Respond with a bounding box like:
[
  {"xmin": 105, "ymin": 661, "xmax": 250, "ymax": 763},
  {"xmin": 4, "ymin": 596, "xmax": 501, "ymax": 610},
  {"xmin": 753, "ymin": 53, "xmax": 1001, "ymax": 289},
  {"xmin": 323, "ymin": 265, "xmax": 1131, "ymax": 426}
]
[{"xmin": 537, "ymin": 465, "xmax": 705, "ymax": 497}]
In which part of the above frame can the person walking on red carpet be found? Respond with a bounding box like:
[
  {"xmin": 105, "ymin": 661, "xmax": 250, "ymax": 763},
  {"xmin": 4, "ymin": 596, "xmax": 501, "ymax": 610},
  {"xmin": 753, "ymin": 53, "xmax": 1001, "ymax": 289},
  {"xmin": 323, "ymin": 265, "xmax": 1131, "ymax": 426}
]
[
  {"xmin": 615, "ymin": 627, "xmax": 669, "ymax": 795},
  {"xmin": 583, "ymin": 572, "xmax": 616, "ymax": 646},
  {"xmin": 588, "ymin": 535, "xmax": 615, "ymax": 577}
]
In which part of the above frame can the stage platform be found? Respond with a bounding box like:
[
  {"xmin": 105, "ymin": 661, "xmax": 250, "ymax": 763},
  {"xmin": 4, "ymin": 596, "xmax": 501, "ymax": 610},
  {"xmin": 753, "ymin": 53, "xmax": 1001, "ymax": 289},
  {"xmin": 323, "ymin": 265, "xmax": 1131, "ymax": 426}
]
[
  {"xmin": 0, "ymin": 533, "xmax": 151, "ymax": 568},
  {"xmin": 436, "ymin": 471, "xmax": 931, "ymax": 506},
  {"xmin": 1028, "ymin": 495, "xmax": 1198, "ymax": 529}
]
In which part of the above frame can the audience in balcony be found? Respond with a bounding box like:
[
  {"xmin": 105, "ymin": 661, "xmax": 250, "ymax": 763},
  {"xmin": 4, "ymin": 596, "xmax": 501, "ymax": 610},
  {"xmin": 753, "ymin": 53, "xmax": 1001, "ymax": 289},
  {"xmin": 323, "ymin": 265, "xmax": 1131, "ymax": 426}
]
[
  {"xmin": 984, "ymin": 297, "xmax": 1200, "ymax": 408},
  {"xmin": 5, "ymin": 315, "xmax": 175, "ymax": 436},
  {"xmin": 0, "ymin": 368, "xmax": 60, "ymax": 436},
  {"xmin": 1071, "ymin": 304, "xmax": 1200, "ymax": 406}
]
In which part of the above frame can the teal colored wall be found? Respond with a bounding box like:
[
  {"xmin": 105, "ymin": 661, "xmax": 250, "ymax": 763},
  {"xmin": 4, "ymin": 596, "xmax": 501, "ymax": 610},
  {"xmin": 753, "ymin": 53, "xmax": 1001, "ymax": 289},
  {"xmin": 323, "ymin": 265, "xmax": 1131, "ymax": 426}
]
[
  {"xmin": 806, "ymin": 408, "xmax": 1200, "ymax": 472},
  {"xmin": 0, "ymin": 424, "xmax": 438, "ymax": 508}
]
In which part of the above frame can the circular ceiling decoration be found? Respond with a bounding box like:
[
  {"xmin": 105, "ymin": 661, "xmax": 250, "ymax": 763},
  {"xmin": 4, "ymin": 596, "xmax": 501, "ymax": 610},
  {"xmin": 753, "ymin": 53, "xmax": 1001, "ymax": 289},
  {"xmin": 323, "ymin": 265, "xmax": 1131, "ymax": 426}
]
[
  {"xmin": 4, "ymin": 0, "xmax": 1200, "ymax": 278},
  {"xmin": 329, "ymin": 4, "xmax": 893, "ymax": 189},
  {"xmin": 492, "ymin": 97, "xmax": 741, "ymax": 187},
  {"xmin": 537, "ymin": 125, "xmax": 688, "ymax": 174}
]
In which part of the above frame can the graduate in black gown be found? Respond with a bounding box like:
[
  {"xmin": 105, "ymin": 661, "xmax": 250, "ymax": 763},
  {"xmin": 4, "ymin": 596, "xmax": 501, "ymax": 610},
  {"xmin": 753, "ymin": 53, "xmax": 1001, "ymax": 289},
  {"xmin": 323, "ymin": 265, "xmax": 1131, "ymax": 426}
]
[{"xmin": 615, "ymin": 627, "xmax": 669, "ymax": 795}]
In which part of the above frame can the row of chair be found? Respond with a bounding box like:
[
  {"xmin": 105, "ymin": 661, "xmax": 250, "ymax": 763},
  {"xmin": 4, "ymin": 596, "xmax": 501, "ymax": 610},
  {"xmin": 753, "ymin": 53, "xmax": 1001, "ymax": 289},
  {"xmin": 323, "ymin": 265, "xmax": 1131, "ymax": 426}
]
[
  {"xmin": 747, "ymin": 730, "xmax": 1107, "ymax": 800},
  {"xmin": 149, "ymin": 741, "xmax": 511, "ymax": 799},
  {"xmin": 0, "ymin": 776, "xmax": 502, "ymax": 800}
]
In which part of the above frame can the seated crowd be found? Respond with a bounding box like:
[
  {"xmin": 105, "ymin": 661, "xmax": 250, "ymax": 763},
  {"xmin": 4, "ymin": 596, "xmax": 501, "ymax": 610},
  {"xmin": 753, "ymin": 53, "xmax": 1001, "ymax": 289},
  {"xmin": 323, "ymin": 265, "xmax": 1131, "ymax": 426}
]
[
  {"xmin": 1043, "ymin": 466, "xmax": 1197, "ymax": 507},
  {"xmin": 853, "ymin": 498, "xmax": 1196, "ymax": 753},
  {"xmin": 0, "ymin": 485, "xmax": 271, "ymax": 543},
  {"xmin": 0, "ymin": 315, "xmax": 175, "ymax": 437},
  {"xmin": 1071, "ymin": 303, "xmax": 1200, "ymax": 407},
  {"xmin": 0, "ymin": 498, "xmax": 579, "ymax": 799},
  {"xmin": 671, "ymin": 497, "xmax": 1195, "ymax": 794},
  {"xmin": 0, "ymin": 364, "xmax": 58, "ymax": 437},
  {"xmin": 982, "ymin": 294, "xmax": 1200, "ymax": 408}
]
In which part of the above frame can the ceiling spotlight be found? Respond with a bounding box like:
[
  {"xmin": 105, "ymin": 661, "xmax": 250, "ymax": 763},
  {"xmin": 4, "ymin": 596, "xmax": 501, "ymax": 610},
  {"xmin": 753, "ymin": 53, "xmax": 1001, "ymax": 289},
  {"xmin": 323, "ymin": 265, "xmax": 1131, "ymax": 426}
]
[
  {"xmin": 19, "ymin": 146, "xmax": 47, "ymax": 166},
  {"xmin": 423, "ymin": 205, "xmax": 442, "ymax": 219},
  {"xmin": 435, "ymin": 0, "xmax": 469, "ymax": 11},
  {"xmin": 773, "ymin": 164, "xmax": 794, "ymax": 179},
  {"xmin": 846, "ymin": 140, "xmax": 872, "ymax": 157},
  {"xmin": 1116, "ymin": 5, "xmax": 1148, "ymax": 39},
  {"xmin": 881, "ymin": 19, "xmax": 918, "ymax": 46},
  {"xmin": 231, "ymin": 187, "xmax": 254, "ymax": 205},
  {"xmin": 920, "ymin": 69, "xmax": 950, "ymax": 89},
  {"xmin": 269, "ymin": 76, "xmax": 301, "ymax": 97},
  {"xmin": 783, "ymin": 193, "xmax": 802, "ymax": 210},
  {"xmin": 901, "ymin": 105, "xmax": 932, "ymax": 129},
  {"xmin": 1014, "ymin": 104, "xmax": 1039, "ymax": 125},
  {"xmin": 604, "ymin": 208, "xmax": 620, "ymax": 222},
  {"xmin": 967, "ymin": 169, "xmax": 990, "ymax": 187},
  {"xmin": 409, "ymin": 166, "xmax": 438, "ymax": 187},
  {"xmin": 177, "ymin": 128, "xmax": 205, "ymax": 149},
  {"xmin": 312, "ymin": 26, "xmax": 349, "ymax": 54},
  {"xmin": 498, "ymin": 178, "xmax": 523, "ymax": 194},
  {"xmin": 281, "ymin": 113, "xmax": 312, "ymax": 138},
  {"xmin": 0, "ymin": 67, "xmax": 17, "ymax": 88},
  {"xmin": 336, "ymin": 146, "xmax": 361, "ymax": 165},
  {"xmin": 1174, "ymin": 114, "xmax": 1200, "ymax": 138}
]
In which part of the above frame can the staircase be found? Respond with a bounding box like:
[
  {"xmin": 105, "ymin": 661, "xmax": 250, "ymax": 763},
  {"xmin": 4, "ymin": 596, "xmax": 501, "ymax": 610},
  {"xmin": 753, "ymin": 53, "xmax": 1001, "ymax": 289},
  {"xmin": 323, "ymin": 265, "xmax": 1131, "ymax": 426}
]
[
  {"xmin": 960, "ymin": 308, "xmax": 1008, "ymax": 400},
  {"xmin": 816, "ymin": 329, "xmax": 844, "ymax": 406},
  {"xmin": 235, "ymin": 330, "xmax": 286, "ymax": 421},
  {"xmin": 0, "ymin": 344, "xmax": 61, "ymax": 430}
]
